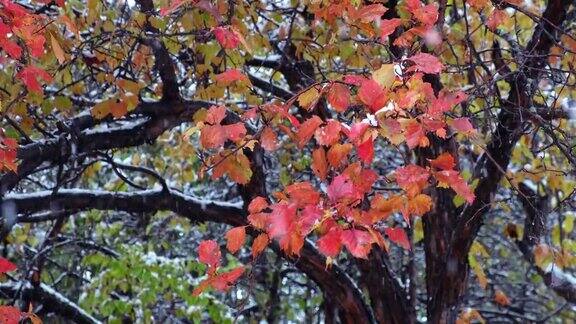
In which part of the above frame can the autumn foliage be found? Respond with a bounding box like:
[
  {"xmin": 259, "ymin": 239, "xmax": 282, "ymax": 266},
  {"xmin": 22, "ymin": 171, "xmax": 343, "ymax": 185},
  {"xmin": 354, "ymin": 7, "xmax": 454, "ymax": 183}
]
[{"xmin": 1, "ymin": 0, "xmax": 575, "ymax": 322}]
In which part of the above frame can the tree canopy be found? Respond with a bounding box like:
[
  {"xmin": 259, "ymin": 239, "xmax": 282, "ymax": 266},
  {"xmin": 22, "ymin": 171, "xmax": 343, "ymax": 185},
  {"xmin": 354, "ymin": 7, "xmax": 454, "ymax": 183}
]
[{"xmin": 0, "ymin": 0, "xmax": 575, "ymax": 322}]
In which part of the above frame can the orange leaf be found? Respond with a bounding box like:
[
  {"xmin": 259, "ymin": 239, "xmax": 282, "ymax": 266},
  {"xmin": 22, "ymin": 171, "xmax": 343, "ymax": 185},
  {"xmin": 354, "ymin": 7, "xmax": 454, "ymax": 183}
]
[
  {"xmin": 296, "ymin": 116, "xmax": 323, "ymax": 148},
  {"xmin": 248, "ymin": 196, "xmax": 268, "ymax": 214},
  {"xmin": 285, "ymin": 182, "xmax": 321, "ymax": 207},
  {"xmin": 225, "ymin": 226, "xmax": 246, "ymax": 254},
  {"xmin": 494, "ymin": 289, "xmax": 510, "ymax": 306},
  {"xmin": 403, "ymin": 119, "xmax": 429, "ymax": 149},
  {"xmin": 252, "ymin": 233, "xmax": 269, "ymax": 258},
  {"xmin": 211, "ymin": 151, "xmax": 252, "ymax": 184},
  {"xmin": 50, "ymin": 33, "xmax": 66, "ymax": 64},
  {"xmin": 395, "ymin": 164, "xmax": 430, "ymax": 197},
  {"xmin": 327, "ymin": 143, "xmax": 353, "ymax": 169},
  {"xmin": 404, "ymin": 193, "xmax": 432, "ymax": 220},
  {"xmin": 350, "ymin": 4, "xmax": 387, "ymax": 23},
  {"xmin": 429, "ymin": 152, "xmax": 456, "ymax": 170},
  {"xmin": 311, "ymin": 147, "xmax": 328, "ymax": 180},
  {"xmin": 327, "ymin": 83, "xmax": 350, "ymax": 112},
  {"xmin": 260, "ymin": 126, "xmax": 279, "ymax": 151}
]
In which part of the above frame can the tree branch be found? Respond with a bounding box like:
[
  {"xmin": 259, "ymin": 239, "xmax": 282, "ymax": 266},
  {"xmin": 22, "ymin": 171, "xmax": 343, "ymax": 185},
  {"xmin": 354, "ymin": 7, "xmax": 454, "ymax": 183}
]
[
  {"xmin": 0, "ymin": 282, "xmax": 101, "ymax": 324},
  {"xmin": 516, "ymin": 183, "xmax": 576, "ymax": 304},
  {"xmin": 3, "ymin": 188, "xmax": 375, "ymax": 323}
]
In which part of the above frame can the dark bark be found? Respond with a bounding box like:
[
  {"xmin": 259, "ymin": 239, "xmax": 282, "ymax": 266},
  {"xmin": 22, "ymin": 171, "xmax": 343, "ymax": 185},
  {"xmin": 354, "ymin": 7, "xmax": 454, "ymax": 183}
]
[
  {"xmin": 516, "ymin": 183, "xmax": 576, "ymax": 304},
  {"xmin": 4, "ymin": 188, "xmax": 375, "ymax": 323},
  {"xmin": 0, "ymin": 282, "xmax": 101, "ymax": 324},
  {"xmin": 425, "ymin": 1, "xmax": 571, "ymax": 322},
  {"xmin": 357, "ymin": 248, "xmax": 411, "ymax": 324}
]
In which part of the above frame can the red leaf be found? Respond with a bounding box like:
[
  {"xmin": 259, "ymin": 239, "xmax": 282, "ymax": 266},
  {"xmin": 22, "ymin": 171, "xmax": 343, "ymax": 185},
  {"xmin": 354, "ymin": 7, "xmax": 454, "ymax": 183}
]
[
  {"xmin": 25, "ymin": 34, "xmax": 45, "ymax": 58},
  {"xmin": 225, "ymin": 227, "xmax": 246, "ymax": 254},
  {"xmin": 341, "ymin": 229, "xmax": 373, "ymax": 258},
  {"xmin": 299, "ymin": 205, "xmax": 323, "ymax": 235},
  {"xmin": 0, "ymin": 258, "xmax": 16, "ymax": 274},
  {"xmin": 317, "ymin": 227, "xmax": 343, "ymax": 258},
  {"xmin": 357, "ymin": 137, "xmax": 374, "ymax": 164},
  {"xmin": 395, "ymin": 164, "xmax": 430, "ymax": 197},
  {"xmin": 205, "ymin": 105, "xmax": 227, "ymax": 125},
  {"xmin": 342, "ymin": 75, "xmax": 367, "ymax": 86},
  {"xmin": 296, "ymin": 116, "xmax": 323, "ymax": 148},
  {"xmin": 267, "ymin": 203, "xmax": 303, "ymax": 255},
  {"xmin": 343, "ymin": 163, "xmax": 378, "ymax": 194},
  {"xmin": 315, "ymin": 120, "xmax": 341, "ymax": 146},
  {"xmin": 214, "ymin": 26, "xmax": 240, "ymax": 49},
  {"xmin": 212, "ymin": 266, "xmax": 245, "ymax": 291},
  {"xmin": 327, "ymin": 174, "xmax": 356, "ymax": 203},
  {"xmin": 223, "ymin": 123, "xmax": 247, "ymax": 142},
  {"xmin": 0, "ymin": 305, "xmax": 21, "ymax": 324},
  {"xmin": 198, "ymin": 240, "xmax": 221, "ymax": 273},
  {"xmin": 450, "ymin": 117, "xmax": 475, "ymax": 135},
  {"xmin": 0, "ymin": 38, "xmax": 22, "ymax": 59},
  {"xmin": 215, "ymin": 69, "xmax": 250, "ymax": 86},
  {"xmin": 267, "ymin": 203, "xmax": 296, "ymax": 239},
  {"xmin": 358, "ymin": 79, "xmax": 388, "ymax": 112},
  {"xmin": 428, "ymin": 90, "xmax": 468, "ymax": 116},
  {"xmin": 380, "ymin": 18, "xmax": 402, "ymax": 41},
  {"xmin": 413, "ymin": 4, "xmax": 438, "ymax": 26},
  {"xmin": 350, "ymin": 4, "xmax": 387, "ymax": 23},
  {"xmin": 345, "ymin": 122, "xmax": 369, "ymax": 144},
  {"xmin": 487, "ymin": 9, "xmax": 507, "ymax": 31},
  {"xmin": 406, "ymin": 53, "xmax": 443, "ymax": 74},
  {"xmin": 404, "ymin": 119, "xmax": 429, "ymax": 149},
  {"xmin": 327, "ymin": 83, "xmax": 350, "ymax": 112},
  {"xmin": 260, "ymin": 126, "xmax": 279, "ymax": 151},
  {"xmin": 160, "ymin": 0, "xmax": 189, "ymax": 16},
  {"xmin": 434, "ymin": 170, "xmax": 475, "ymax": 203},
  {"xmin": 385, "ymin": 227, "xmax": 410, "ymax": 250},
  {"xmin": 17, "ymin": 66, "xmax": 52, "ymax": 93}
]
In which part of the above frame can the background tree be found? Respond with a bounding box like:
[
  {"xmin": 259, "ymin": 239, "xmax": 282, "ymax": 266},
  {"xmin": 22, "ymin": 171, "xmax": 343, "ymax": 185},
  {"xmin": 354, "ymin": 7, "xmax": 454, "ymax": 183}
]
[{"xmin": 0, "ymin": 0, "xmax": 575, "ymax": 323}]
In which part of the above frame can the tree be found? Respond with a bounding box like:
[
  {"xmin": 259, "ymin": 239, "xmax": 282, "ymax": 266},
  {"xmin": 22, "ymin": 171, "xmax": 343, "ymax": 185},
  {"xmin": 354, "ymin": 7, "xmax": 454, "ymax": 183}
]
[{"xmin": 0, "ymin": 0, "xmax": 575, "ymax": 322}]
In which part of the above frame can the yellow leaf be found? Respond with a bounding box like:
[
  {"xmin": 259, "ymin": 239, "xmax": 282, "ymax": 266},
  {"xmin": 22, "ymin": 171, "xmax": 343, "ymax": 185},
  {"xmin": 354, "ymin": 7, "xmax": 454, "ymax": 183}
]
[
  {"xmin": 297, "ymin": 87, "xmax": 320, "ymax": 110},
  {"xmin": 91, "ymin": 99, "xmax": 112, "ymax": 119},
  {"xmin": 372, "ymin": 64, "xmax": 395, "ymax": 88},
  {"xmin": 50, "ymin": 33, "xmax": 66, "ymax": 64}
]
